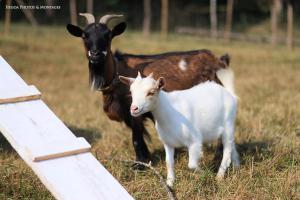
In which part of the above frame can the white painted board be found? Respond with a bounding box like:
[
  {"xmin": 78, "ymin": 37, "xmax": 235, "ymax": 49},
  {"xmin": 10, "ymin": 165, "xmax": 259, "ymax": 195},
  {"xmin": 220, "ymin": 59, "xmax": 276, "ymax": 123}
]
[{"xmin": 0, "ymin": 56, "xmax": 133, "ymax": 200}]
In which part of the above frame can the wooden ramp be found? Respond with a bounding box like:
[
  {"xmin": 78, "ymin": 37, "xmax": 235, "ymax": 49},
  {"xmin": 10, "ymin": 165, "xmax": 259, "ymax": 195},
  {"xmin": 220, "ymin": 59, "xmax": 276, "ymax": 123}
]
[{"xmin": 0, "ymin": 56, "xmax": 133, "ymax": 200}]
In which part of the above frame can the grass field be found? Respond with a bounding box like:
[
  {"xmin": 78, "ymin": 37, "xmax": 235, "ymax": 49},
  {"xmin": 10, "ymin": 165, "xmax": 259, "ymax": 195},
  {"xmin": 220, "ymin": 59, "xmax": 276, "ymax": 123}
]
[{"xmin": 0, "ymin": 24, "xmax": 299, "ymax": 200}]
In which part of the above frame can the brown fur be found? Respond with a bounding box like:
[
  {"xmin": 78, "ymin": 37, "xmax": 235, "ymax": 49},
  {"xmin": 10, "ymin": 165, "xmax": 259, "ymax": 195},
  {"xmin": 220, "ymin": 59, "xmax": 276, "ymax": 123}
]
[{"xmin": 115, "ymin": 50, "xmax": 226, "ymax": 91}]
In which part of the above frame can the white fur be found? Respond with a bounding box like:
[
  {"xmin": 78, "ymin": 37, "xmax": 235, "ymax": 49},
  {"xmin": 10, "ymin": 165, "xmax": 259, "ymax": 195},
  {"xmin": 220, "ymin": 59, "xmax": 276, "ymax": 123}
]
[
  {"xmin": 129, "ymin": 74, "xmax": 240, "ymax": 187},
  {"xmin": 90, "ymin": 77, "xmax": 96, "ymax": 91},
  {"xmin": 178, "ymin": 59, "xmax": 187, "ymax": 71},
  {"xmin": 216, "ymin": 68, "xmax": 236, "ymax": 96}
]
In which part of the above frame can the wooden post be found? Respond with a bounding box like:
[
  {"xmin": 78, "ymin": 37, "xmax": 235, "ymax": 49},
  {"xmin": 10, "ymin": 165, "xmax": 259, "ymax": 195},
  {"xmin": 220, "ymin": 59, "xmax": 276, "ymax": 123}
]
[
  {"xmin": 4, "ymin": 0, "xmax": 12, "ymax": 36},
  {"xmin": 143, "ymin": 0, "xmax": 151, "ymax": 37},
  {"xmin": 271, "ymin": 0, "xmax": 281, "ymax": 46},
  {"xmin": 15, "ymin": 0, "xmax": 38, "ymax": 26},
  {"xmin": 286, "ymin": 0, "xmax": 293, "ymax": 50},
  {"xmin": 161, "ymin": 0, "xmax": 169, "ymax": 39},
  {"xmin": 87, "ymin": 0, "xmax": 93, "ymax": 14},
  {"xmin": 70, "ymin": 0, "xmax": 77, "ymax": 25},
  {"xmin": 224, "ymin": 0, "xmax": 234, "ymax": 42},
  {"xmin": 210, "ymin": 0, "xmax": 218, "ymax": 38}
]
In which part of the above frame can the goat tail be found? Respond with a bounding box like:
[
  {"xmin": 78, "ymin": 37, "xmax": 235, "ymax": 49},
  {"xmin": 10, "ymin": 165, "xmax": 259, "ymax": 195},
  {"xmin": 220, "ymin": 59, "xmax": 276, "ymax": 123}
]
[
  {"xmin": 216, "ymin": 68, "xmax": 238, "ymax": 98},
  {"xmin": 220, "ymin": 53, "xmax": 230, "ymax": 67}
]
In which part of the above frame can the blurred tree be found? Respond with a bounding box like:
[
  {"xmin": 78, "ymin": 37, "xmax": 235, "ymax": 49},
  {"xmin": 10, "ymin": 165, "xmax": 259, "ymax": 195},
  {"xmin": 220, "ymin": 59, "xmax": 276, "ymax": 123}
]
[
  {"xmin": 4, "ymin": 0, "xmax": 12, "ymax": 36},
  {"xmin": 210, "ymin": 0, "xmax": 217, "ymax": 38},
  {"xmin": 87, "ymin": 0, "xmax": 93, "ymax": 14},
  {"xmin": 45, "ymin": 0, "xmax": 54, "ymax": 18},
  {"xmin": 286, "ymin": 0, "xmax": 293, "ymax": 49},
  {"xmin": 70, "ymin": 0, "xmax": 77, "ymax": 25},
  {"xmin": 224, "ymin": 0, "xmax": 234, "ymax": 42},
  {"xmin": 161, "ymin": 0, "xmax": 169, "ymax": 39},
  {"xmin": 143, "ymin": 0, "xmax": 151, "ymax": 37},
  {"xmin": 16, "ymin": 0, "xmax": 38, "ymax": 26},
  {"xmin": 270, "ymin": 0, "xmax": 282, "ymax": 45}
]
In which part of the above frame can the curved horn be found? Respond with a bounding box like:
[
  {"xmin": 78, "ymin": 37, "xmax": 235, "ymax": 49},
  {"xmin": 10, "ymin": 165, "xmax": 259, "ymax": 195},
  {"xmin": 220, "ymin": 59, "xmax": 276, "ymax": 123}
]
[
  {"xmin": 79, "ymin": 13, "xmax": 95, "ymax": 24},
  {"xmin": 99, "ymin": 14, "xmax": 124, "ymax": 25}
]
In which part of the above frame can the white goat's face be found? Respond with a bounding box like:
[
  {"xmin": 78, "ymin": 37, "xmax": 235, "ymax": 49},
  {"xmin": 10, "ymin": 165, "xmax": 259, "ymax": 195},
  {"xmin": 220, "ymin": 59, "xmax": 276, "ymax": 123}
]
[
  {"xmin": 130, "ymin": 76, "xmax": 158, "ymax": 116},
  {"xmin": 119, "ymin": 72, "xmax": 165, "ymax": 117}
]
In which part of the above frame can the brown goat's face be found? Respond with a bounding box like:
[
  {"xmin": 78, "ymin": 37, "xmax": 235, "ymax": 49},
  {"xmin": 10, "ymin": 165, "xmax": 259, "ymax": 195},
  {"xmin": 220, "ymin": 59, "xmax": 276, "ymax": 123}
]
[
  {"xmin": 82, "ymin": 23, "xmax": 110, "ymax": 64},
  {"xmin": 67, "ymin": 22, "xmax": 126, "ymax": 65},
  {"xmin": 66, "ymin": 22, "xmax": 126, "ymax": 90}
]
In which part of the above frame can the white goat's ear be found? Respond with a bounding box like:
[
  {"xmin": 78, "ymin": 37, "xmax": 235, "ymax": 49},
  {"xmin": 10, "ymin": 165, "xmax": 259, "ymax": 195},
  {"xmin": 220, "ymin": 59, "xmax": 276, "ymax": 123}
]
[
  {"xmin": 119, "ymin": 76, "xmax": 135, "ymax": 86},
  {"xmin": 137, "ymin": 71, "xmax": 142, "ymax": 79},
  {"xmin": 156, "ymin": 77, "xmax": 165, "ymax": 90},
  {"xmin": 147, "ymin": 72, "xmax": 154, "ymax": 78}
]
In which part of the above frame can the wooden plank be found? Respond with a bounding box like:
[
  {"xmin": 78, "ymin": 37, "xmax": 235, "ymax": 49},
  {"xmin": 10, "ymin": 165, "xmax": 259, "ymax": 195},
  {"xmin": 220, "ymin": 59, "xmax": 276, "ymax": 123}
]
[
  {"xmin": 27, "ymin": 137, "xmax": 91, "ymax": 162},
  {"xmin": 0, "ymin": 85, "xmax": 42, "ymax": 104},
  {"xmin": 0, "ymin": 56, "xmax": 133, "ymax": 200}
]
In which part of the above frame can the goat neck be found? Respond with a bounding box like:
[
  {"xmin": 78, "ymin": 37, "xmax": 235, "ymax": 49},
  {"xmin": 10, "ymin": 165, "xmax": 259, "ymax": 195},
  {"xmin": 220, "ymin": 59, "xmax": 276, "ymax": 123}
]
[{"xmin": 151, "ymin": 91, "xmax": 173, "ymax": 125}]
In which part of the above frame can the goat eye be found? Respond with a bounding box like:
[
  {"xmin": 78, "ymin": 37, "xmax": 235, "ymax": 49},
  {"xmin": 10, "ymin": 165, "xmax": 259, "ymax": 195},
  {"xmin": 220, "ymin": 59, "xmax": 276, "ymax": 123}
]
[{"xmin": 147, "ymin": 90, "xmax": 155, "ymax": 96}]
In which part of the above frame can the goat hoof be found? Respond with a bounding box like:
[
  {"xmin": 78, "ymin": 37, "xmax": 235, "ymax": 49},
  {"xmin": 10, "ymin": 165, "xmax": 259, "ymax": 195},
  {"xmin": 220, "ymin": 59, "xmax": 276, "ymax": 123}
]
[
  {"xmin": 131, "ymin": 163, "xmax": 146, "ymax": 170},
  {"xmin": 166, "ymin": 179, "xmax": 174, "ymax": 188},
  {"xmin": 215, "ymin": 174, "xmax": 224, "ymax": 182},
  {"xmin": 188, "ymin": 163, "xmax": 199, "ymax": 170},
  {"xmin": 232, "ymin": 162, "xmax": 240, "ymax": 169}
]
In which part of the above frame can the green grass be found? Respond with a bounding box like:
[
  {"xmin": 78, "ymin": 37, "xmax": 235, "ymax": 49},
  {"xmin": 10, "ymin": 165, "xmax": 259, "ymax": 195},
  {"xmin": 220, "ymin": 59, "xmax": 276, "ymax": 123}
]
[{"xmin": 0, "ymin": 24, "xmax": 300, "ymax": 199}]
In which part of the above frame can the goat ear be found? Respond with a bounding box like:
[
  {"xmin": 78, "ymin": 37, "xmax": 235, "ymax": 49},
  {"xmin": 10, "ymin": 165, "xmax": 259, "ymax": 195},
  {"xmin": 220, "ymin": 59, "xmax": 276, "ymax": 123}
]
[
  {"xmin": 137, "ymin": 71, "xmax": 142, "ymax": 79},
  {"xmin": 66, "ymin": 24, "xmax": 83, "ymax": 37},
  {"xmin": 119, "ymin": 75, "xmax": 134, "ymax": 86},
  {"xmin": 156, "ymin": 77, "xmax": 165, "ymax": 90},
  {"xmin": 111, "ymin": 22, "xmax": 127, "ymax": 38}
]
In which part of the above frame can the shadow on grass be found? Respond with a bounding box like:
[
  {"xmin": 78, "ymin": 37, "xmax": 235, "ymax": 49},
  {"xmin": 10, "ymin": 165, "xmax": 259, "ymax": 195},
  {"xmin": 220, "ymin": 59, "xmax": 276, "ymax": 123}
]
[
  {"xmin": 67, "ymin": 125, "xmax": 102, "ymax": 144},
  {"xmin": 151, "ymin": 148, "xmax": 188, "ymax": 167},
  {"xmin": 0, "ymin": 133, "xmax": 14, "ymax": 154},
  {"xmin": 150, "ymin": 139, "xmax": 274, "ymax": 172},
  {"xmin": 209, "ymin": 139, "xmax": 274, "ymax": 172},
  {"xmin": 0, "ymin": 126, "xmax": 102, "ymax": 154}
]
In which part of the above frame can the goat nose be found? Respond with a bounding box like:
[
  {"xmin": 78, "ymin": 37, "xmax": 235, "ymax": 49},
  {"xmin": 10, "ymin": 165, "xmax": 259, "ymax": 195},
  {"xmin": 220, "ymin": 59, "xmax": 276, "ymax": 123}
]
[
  {"xmin": 90, "ymin": 50, "xmax": 100, "ymax": 56},
  {"xmin": 131, "ymin": 105, "xmax": 138, "ymax": 112}
]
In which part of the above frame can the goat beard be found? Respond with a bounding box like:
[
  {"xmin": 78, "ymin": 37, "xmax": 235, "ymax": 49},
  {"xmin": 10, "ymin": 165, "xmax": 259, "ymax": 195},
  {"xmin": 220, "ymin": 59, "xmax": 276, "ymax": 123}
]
[
  {"xmin": 89, "ymin": 62, "xmax": 106, "ymax": 91},
  {"xmin": 90, "ymin": 75, "xmax": 105, "ymax": 91}
]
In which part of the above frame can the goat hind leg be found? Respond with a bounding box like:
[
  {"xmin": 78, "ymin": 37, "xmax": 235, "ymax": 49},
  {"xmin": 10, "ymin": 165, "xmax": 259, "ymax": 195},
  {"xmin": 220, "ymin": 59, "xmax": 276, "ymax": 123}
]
[
  {"xmin": 216, "ymin": 143, "xmax": 232, "ymax": 180},
  {"xmin": 216, "ymin": 126, "xmax": 234, "ymax": 180},
  {"xmin": 188, "ymin": 143, "xmax": 202, "ymax": 170},
  {"xmin": 231, "ymin": 144, "xmax": 240, "ymax": 168}
]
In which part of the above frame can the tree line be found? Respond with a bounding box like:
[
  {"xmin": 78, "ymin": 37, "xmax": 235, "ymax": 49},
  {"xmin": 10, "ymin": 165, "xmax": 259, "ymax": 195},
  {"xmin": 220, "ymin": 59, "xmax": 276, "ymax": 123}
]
[{"xmin": 2, "ymin": 0, "xmax": 297, "ymax": 49}]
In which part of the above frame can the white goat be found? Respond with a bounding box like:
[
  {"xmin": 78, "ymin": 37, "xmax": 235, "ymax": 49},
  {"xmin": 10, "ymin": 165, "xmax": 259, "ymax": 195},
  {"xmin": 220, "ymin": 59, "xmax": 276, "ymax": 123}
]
[{"xmin": 119, "ymin": 69, "xmax": 240, "ymax": 187}]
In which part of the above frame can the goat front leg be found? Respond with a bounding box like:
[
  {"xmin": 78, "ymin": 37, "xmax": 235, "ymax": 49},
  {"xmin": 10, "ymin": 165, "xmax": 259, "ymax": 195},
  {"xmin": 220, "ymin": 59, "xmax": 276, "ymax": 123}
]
[
  {"xmin": 164, "ymin": 144, "xmax": 175, "ymax": 187},
  {"xmin": 131, "ymin": 117, "xmax": 151, "ymax": 168}
]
